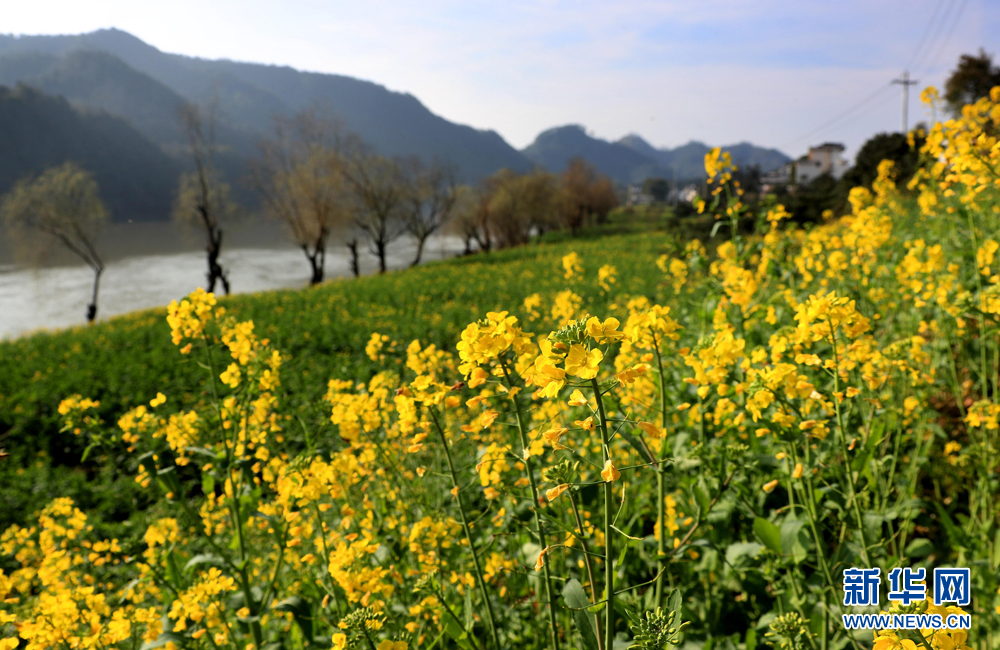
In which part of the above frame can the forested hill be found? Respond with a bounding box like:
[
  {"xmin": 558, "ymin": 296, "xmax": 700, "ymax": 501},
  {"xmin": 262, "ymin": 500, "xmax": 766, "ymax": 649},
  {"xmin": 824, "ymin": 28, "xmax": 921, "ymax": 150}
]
[
  {"xmin": 0, "ymin": 84, "xmax": 180, "ymax": 222},
  {"xmin": 0, "ymin": 29, "xmax": 792, "ymax": 222},
  {"xmin": 0, "ymin": 29, "xmax": 532, "ymax": 183}
]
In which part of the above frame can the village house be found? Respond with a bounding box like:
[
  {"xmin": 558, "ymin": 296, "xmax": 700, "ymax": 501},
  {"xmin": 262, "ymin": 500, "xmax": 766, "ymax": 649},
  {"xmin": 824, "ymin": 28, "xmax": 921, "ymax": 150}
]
[{"xmin": 762, "ymin": 142, "xmax": 850, "ymax": 188}]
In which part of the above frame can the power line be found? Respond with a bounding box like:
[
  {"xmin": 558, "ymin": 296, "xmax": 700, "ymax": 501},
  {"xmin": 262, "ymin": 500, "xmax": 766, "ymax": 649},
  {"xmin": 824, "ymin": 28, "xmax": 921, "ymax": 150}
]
[
  {"xmin": 775, "ymin": 0, "xmax": 960, "ymax": 155},
  {"xmin": 905, "ymin": 0, "xmax": 950, "ymax": 72},
  {"xmin": 779, "ymin": 83, "xmax": 894, "ymax": 151},
  {"xmin": 920, "ymin": 0, "xmax": 969, "ymax": 76},
  {"xmin": 909, "ymin": 0, "xmax": 958, "ymax": 73}
]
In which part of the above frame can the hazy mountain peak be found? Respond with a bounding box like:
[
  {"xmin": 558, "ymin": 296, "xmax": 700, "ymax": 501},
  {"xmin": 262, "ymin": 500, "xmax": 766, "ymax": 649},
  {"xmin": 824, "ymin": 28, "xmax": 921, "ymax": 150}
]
[{"xmin": 532, "ymin": 129, "xmax": 791, "ymax": 183}]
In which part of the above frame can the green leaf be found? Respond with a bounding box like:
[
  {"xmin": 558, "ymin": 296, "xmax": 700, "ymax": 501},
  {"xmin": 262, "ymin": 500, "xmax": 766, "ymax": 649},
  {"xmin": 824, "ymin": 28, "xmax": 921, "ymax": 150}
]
[
  {"xmin": 666, "ymin": 588, "xmax": 682, "ymax": 622},
  {"xmin": 780, "ymin": 519, "xmax": 809, "ymax": 563},
  {"xmin": 862, "ymin": 512, "xmax": 883, "ymax": 547},
  {"xmin": 616, "ymin": 543, "xmax": 629, "ymax": 569},
  {"xmin": 273, "ymin": 596, "xmax": 313, "ymax": 642},
  {"xmin": 753, "ymin": 517, "xmax": 782, "ymax": 554},
  {"xmin": 725, "ymin": 542, "xmax": 763, "ymax": 566},
  {"xmin": 933, "ymin": 502, "xmax": 966, "ymax": 549},
  {"xmin": 140, "ymin": 631, "xmax": 186, "ymax": 650},
  {"xmin": 904, "ymin": 538, "xmax": 934, "ymax": 559},
  {"xmin": 202, "ymin": 473, "xmax": 216, "ymax": 497},
  {"xmin": 617, "ymin": 428, "xmax": 657, "ymax": 466},
  {"xmin": 562, "ymin": 579, "xmax": 599, "ymax": 650},
  {"xmin": 164, "ymin": 550, "xmax": 183, "ymax": 592},
  {"xmin": 464, "ymin": 588, "xmax": 473, "ymax": 632},
  {"xmin": 442, "ymin": 608, "xmax": 477, "ymax": 650},
  {"xmin": 692, "ymin": 479, "xmax": 711, "ymax": 515},
  {"xmin": 184, "ymin": 553, "xmax": 226, "ymax": 573},
  {"xmin": 808, "ymin": 601, "xmax": 826, "ymax": 638}
]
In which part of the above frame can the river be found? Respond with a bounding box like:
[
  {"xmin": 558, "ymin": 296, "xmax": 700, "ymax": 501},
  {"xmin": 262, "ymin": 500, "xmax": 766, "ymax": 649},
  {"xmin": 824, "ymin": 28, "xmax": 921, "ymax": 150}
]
[{"xmin": 0, "ymin": 235, "xmax": 465, "ymax": 340}]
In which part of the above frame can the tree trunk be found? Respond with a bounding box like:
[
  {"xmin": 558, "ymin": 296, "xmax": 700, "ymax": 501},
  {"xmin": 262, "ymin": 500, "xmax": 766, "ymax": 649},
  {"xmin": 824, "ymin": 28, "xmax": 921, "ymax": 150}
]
[
  {"xmin": 376, "ymin": 238, "xmax": 387, "ymax": 274},
  {"xmin": 410, "ymin": 235, "xmax": 428, "ymax": 268},
  {"xmin": 463, "ymin": 235, "xmax": 472, "ymax": 256},
  {"xmin": 309, "ymin": 253, "xmax": 324, "ymax": 285},
  {"xmin": 347, "ymin": 240, "xmax": 360, "ymax": 277},
  {"xmin": 86, "ymin": 266, "xmax": 102, "ymax": 323},
  {"xmin": 206, "ymin": 228, "xmax": 230, "ymax": 295}
]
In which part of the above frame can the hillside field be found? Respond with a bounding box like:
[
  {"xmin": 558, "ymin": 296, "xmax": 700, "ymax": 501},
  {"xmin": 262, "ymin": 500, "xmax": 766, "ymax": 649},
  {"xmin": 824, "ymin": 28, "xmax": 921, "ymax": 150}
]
[{"xmin": 1, "ymin": 91, "xmax": 1000, "ymax": 650}]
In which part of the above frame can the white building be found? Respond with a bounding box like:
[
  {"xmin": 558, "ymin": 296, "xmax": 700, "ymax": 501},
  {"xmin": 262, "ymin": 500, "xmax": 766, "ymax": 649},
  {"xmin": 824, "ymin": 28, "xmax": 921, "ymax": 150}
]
[
  {"xmin": 762, "ymin": 142, "xmax": 850, "ymax": 187},
  {"xmin": 626, "ymin": 184, "xmax": 653, "ymax": 206},
  {"xmin": 677, "ymin": 184, "xmax": 700, "ymax": 203}
]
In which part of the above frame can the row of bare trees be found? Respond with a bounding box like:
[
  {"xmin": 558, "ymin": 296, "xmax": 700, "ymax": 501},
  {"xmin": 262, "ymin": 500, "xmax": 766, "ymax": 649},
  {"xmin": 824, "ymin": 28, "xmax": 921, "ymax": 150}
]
[
  {"xmin": 246, "ymin": 110, "xmax": 619, "ymax": 286},
  {"xmin": 0, "ymin": 105, "xmax": 619, "ymax": 325},
  {"xmin": 454, "ymin": 158, "xmax": 619, "ymax": 253},
  {"xmin": 248, "ymin": 109, "xmax": 463, "ymax": 284}
]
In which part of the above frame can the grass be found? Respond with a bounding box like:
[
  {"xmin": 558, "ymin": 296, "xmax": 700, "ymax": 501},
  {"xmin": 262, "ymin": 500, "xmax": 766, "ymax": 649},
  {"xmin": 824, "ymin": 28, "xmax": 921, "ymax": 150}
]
[{"xmin": 0, "ymin": 227, "xmax": 680, "ymax": 531}]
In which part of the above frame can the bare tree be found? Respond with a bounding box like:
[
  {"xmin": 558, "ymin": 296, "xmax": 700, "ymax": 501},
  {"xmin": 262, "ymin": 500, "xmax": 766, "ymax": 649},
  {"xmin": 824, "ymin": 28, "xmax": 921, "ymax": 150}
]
[
  {"xmin": 449, "ymin": 185, "xmax": 485, "ymax": 255},
  {"xmin": 486, "ymin": 169, "xmax": 531, "ymax": 249},
  {"xmin": 589, "ymin": 175, "xmax": 619, "ymax": 225},
  {"xmin": 451, "ymin": 185, "xmax": 495, "ymax": 254},
  {"xmin": 400, "ymin": 158, "xmax": 457, "ymax": 267},
  {"xmin": 517, "ymin": 169, "xmax": 560, "ymax": 237},
  {"xmin": 253, "ymin": 109, "xmax": 355, "ymax": 284},
  {"xmin": 559, "ymin": 158, "xmax": 619, "ymax": 235},
  {"xmin": 343, "ymin": 154, "xmax": 406, "ymax": 274},
  {"xmin": 560, "ymin": 157, "xmax": 597, "ymax": 236},
  {"xmin": 1, "ymin": 162, "xmax": 107, "ymax": 322},
  {"xmin": 453, "ymin": 169, "xmax": 559, "ymax": 251},
  {"xmin": 173, "ymin": 102, "xmax": 237, "ymax": 294}
]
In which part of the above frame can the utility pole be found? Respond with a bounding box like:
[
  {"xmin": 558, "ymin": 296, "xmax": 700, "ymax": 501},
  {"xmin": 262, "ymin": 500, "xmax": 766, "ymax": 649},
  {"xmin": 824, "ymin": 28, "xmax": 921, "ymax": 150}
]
[{"xmin": 892, "ymin": 71, "xmax": 919, "ymax": 133}]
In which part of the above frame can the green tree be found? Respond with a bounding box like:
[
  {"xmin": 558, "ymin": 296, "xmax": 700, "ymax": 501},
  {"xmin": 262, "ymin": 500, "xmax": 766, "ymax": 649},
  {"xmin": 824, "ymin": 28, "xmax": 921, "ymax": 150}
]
[
  {"xmin": 642, "ymin": 177, "xmax": 669, "ymax": 203},
  {"xmin": 840, "ymin": 131, "xmax": 924, "ymax": 191},
  {"xmin": 0, "ymin": 162, "xmax": 107, "ymax": 322},
  {"xmin": 944, "ymin": 49, "xmax": 1000, "ymax": 116}
]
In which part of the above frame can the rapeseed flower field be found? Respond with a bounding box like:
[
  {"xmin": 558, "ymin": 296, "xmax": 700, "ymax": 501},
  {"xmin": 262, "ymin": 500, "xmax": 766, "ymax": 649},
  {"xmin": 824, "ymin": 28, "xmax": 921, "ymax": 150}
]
[{"xmin": 2, "ymin": 87, "xmax": 1000, "ymax": 650}]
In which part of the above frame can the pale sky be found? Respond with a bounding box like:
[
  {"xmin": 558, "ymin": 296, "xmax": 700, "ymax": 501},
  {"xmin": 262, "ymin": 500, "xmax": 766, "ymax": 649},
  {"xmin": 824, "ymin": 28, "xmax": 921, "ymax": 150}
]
[{"xmin": 4, "ymin": 0, "xmax": 999, "ymax": 159}]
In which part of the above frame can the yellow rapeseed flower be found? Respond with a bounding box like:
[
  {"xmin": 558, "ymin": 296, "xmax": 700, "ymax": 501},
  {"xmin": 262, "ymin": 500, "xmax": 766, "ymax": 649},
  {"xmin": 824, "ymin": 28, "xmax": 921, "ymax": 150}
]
[{"xmin": 601, "ymin": 460, "xmax": 620, "ymax": 482}]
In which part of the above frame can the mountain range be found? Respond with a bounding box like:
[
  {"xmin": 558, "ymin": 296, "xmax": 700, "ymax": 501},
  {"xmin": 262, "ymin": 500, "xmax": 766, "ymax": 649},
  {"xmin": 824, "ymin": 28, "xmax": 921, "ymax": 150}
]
[
  {"xmin": 522, "ymin": 125, "xmax": 791, "ymax": 185},
  {"xmin": 0, "ymin": 29, "xmax": 792, "ymax": 222}
]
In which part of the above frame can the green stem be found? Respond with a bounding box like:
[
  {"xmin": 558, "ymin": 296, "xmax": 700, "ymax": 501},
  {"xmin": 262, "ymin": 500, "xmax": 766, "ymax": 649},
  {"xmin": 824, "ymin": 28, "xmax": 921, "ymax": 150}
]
[
  {"xmin": 428, "ymin": 409, "xmax": 500, "ymax": 650},
  {"xmin": 827, "ymin": 325, "xmax": 872, "ymax": 568},
  {"xmin": 436, "ymin": 587, "xmax": 484, "ymax": 650},
  {"xmin": 800, "ymin": 441, "xmax": 863, "ymax": 650},
  {"xmin": 653, "ymin": 339, "xmax": 668, "ymax": 610},
  {"xmin": 230, "ymin": 498, "xmax": 264, "ymax": 649},
  {"xmin": 500, "ymin": 361, "xmax": 560, "ymax": 650},
  {"xmin": 569, "ymin": 491, "xmax": 603, "ymax": 650},
  {"xmin": 591, "ymin": 377, "xmax": 614, "ymax": 650}
]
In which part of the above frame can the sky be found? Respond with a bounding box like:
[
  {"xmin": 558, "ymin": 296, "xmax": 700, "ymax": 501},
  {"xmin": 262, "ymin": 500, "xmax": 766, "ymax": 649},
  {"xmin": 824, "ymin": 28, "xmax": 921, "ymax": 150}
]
[{"xmin": 4, "ymin": 0, "xmax": 1000, "ymax": 159}]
